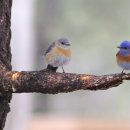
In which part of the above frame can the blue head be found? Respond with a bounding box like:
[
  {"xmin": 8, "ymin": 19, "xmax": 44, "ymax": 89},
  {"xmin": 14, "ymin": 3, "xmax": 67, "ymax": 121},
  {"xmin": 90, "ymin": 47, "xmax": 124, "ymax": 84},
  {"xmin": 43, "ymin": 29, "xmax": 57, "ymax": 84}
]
[{"xmin": 118, "ymin": 41, "xmax": 130, "ymax": 56}]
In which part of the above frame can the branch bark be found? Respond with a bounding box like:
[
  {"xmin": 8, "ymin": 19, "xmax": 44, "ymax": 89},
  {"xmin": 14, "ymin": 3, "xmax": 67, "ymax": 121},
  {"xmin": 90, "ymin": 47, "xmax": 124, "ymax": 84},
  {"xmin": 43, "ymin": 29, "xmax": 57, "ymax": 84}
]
[{"xmin": 0, "ymin": 70, "xmax": 128, "ymax": 94}]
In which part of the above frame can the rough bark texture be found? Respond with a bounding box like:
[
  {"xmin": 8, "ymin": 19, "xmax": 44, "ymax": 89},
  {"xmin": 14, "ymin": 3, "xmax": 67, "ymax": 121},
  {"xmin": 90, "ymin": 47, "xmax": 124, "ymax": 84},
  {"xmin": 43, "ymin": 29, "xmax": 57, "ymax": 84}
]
[
  {"xmin": 0, "ymin": 70, "xmax": 129, "ymax": 94},
  {"xmin": 0, "ymin": 0, "xmax": 12, "ymax": 129}
]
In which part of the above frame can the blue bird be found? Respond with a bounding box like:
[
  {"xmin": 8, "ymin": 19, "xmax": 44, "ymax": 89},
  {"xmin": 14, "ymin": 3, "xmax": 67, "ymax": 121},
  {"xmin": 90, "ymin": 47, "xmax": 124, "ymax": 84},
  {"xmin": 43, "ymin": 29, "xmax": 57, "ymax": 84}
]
[{"xmin": 116, "ymin": 41, "xmax": 130, "ymax": 73}]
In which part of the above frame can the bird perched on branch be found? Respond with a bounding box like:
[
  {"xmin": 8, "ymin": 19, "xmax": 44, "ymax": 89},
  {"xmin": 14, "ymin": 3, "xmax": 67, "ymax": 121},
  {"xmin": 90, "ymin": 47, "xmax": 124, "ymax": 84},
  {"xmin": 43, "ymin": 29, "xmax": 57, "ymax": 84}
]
[
  {"xmin": 116, "ymin": 41, "xmax": 130, "ymax": 73},
  {"xmin": 44, "ymin": 37, "xmax": 71, "ymax": 72}
]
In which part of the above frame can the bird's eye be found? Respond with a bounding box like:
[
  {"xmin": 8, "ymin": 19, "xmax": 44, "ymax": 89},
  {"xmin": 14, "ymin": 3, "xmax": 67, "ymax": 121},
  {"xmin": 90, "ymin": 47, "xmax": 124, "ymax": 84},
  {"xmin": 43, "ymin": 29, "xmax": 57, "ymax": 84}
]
[
  {"xmin": 123, "ymin": 47, "xmax": 127, "ymax": 49},
  {"xmin": 61, "ymin": 42, "xmax": 65, "ymax": 45}
]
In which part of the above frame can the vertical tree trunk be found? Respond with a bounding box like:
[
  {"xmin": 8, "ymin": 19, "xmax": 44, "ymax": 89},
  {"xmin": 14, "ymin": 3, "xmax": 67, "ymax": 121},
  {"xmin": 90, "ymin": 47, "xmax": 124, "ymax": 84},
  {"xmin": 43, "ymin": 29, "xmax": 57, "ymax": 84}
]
[{"xmin": 0, "ymin": 0, "xmax": 12, "ymax": 129}]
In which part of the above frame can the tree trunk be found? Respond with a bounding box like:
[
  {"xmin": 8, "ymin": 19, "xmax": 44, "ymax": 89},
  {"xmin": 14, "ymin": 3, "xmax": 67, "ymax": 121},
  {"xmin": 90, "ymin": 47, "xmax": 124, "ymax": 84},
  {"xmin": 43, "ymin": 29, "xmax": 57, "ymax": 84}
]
[{"xmin": 0, "ymin": 0, "xmax": 12, "ymax": 129}]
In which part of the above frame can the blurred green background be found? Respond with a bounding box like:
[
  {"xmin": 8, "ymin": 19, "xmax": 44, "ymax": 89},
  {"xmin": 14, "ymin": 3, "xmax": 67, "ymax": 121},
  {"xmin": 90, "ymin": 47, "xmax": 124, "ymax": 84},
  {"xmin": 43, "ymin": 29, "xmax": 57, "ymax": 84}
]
[{"xmin": 5, "ymin": 0, "xmax": 130, "ymax": 130}]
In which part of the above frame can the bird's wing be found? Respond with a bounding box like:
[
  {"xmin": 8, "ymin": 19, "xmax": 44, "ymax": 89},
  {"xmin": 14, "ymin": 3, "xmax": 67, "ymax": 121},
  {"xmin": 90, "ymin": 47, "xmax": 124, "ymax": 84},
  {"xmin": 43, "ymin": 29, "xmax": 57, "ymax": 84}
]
[{"xmin": 44, "ymin": 42, "xmax": 55, "ymax": 55}]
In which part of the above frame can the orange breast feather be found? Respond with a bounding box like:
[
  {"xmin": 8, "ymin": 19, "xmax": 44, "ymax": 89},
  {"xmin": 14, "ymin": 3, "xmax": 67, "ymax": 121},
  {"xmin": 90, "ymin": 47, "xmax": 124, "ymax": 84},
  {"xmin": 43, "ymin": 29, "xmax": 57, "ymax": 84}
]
[
  {"xmin": 54, "ymin": 47, "xmax": 71, "ymax": 57},
  {"xmin": 117, "ymin": 52, "xmax": 130, "ymax": 63},
  {"xmin": 45, "ymin": 47, "xmax": 71, "ymax": 63},
  {"xmin": 45, "ymin": 52, "xmax": 54, "ymax": 62}
]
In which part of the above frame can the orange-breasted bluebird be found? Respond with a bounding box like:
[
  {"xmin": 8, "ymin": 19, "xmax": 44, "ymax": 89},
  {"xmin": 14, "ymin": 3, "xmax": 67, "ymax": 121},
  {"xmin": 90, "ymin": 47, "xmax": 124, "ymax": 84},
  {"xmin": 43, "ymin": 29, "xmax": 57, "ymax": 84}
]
[
  {"xmin": 116, "ymin": 41, "xmax": 130, "ymax": 73},
  {"xmin": 44, "ymin": 37, "xmax": 71, "ymax": 72}
]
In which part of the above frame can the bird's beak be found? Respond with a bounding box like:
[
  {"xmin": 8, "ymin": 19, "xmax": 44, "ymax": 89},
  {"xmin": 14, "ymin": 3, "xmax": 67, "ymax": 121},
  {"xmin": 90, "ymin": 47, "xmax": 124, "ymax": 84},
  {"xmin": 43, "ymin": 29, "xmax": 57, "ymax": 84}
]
[
  {"xmin": 117, "ymin": 46, "xmax": 127, "ymax": 49},
  {"xmin": 65, "ymin": 43, "xmax": 71, "ymax": 46}
]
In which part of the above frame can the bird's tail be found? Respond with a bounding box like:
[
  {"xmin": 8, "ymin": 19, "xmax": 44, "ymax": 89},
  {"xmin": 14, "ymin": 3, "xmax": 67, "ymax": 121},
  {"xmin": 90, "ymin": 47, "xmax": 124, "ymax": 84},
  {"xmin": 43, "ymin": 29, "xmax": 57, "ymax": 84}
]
[{"xmin": 47, "ymin": 65, "xmax": 58, "ymax": 72}]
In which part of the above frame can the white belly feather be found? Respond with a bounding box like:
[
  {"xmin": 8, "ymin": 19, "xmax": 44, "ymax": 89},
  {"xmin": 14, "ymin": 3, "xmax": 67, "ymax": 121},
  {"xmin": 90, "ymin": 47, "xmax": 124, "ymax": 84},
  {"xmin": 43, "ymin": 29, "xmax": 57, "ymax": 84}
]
[{"xmin": 48, "ymin": 56, "xmax": 70, "ymax": 67}]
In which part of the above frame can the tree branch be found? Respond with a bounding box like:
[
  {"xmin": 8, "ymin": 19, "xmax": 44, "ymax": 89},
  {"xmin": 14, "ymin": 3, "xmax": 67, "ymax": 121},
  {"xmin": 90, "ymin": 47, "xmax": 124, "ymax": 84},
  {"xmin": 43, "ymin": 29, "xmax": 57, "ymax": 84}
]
[{"xmin": 0, "ymin": 70, "xmax": 128, "ymax": 94}]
